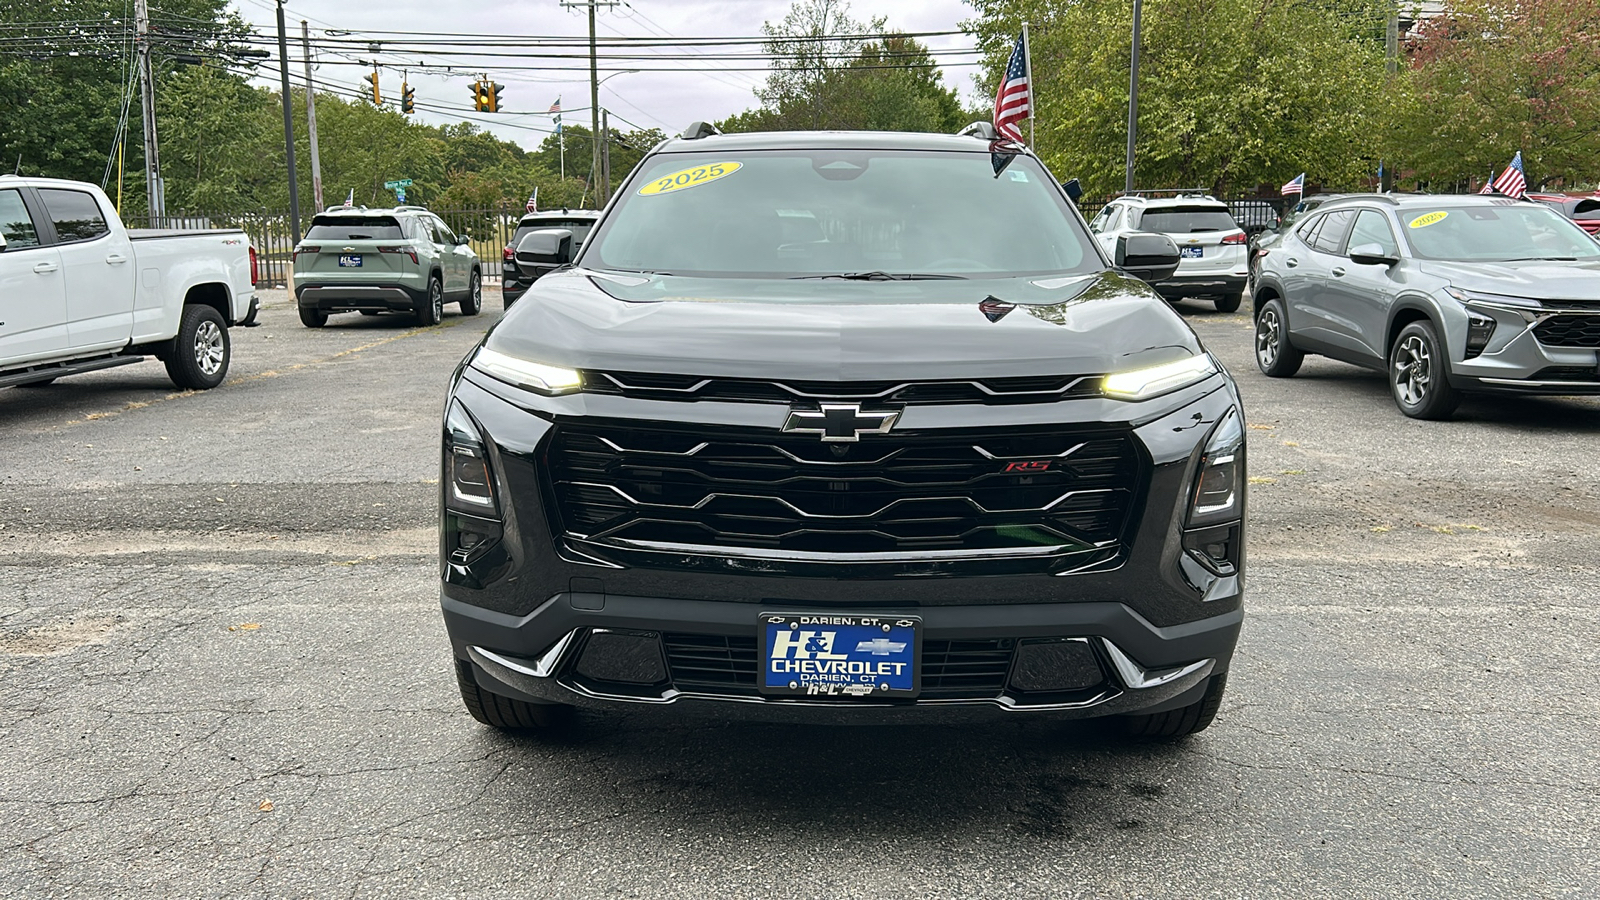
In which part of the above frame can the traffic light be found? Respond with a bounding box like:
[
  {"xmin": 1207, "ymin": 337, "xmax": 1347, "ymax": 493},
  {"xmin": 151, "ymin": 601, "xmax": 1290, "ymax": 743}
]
[
  {"xmin": 486, "ymin": 82, "xmax": 504, "ymax": 113},
  {"xmin": 401, "ymin": 82, "xmax": 415, "ymax": 114},
  {"xmin": 469, "ymin": 80, "xmax": 487, "ymax": 112},
  {"xmin": 364, "ymin": 71, "xmax": 381, "ymax": 105}
]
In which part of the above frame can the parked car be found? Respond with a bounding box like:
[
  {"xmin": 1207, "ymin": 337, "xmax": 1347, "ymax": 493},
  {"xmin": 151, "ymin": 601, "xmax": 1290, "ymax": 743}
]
[
  {"xmin": 442, "ymin": 123, "xmax": 1245, "ymax": 741},
  {"xmin": 501, "ymin": 209, "xmax": 600, "ymax": 309},
  {"xmin": 0, "ymin": 175, "xmax": 255, "ymax": 390},
  {"xmin": 1228, "ymin": 200, "xmax": 1280, "ymax": 238},
  {"xmin": 1248, "ymin": 193, "xmax": 1345, "ymax": 291},
  {"xmin": 1251, "ymin": 194, "xmax": 1600, "ymax": 419},
  {"xmin": 292, "ymin": 205, "xmax": 481, "ymax": 327},
  {"xmin": 1527, "ymin": 192, "xmax": 1600, "ymax": 238},
  {"xmin": 1090, "ymin": 193, "xmax": 1249, "ymax": 311}
]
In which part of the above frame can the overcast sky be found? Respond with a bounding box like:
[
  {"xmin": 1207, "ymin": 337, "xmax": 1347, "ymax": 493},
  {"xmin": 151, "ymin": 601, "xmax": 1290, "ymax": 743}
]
[{"xmin": 230, "ymin": 0, "xmax": 980, "ymax": 151}]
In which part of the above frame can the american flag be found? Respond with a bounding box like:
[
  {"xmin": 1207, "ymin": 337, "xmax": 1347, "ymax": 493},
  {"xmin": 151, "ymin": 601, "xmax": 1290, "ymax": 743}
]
[
  {"xmin": 1479, "ymin": 170, "xmax": 1496, "ymax": 194},
  {"xmin": 1491, "ymin": 151, "xmax": 1527, "ymax": 198},
  {"xmin": 548, "ymin": 97, "xmax": 561, "ymax": 114},
  {"xmin": 993, "ymin": 33, "xmax": 1030, "ymax": 142},
  {"xmin": 1281, "ymin": 172, "xmax": 1305, "ymax": 195},
  {"xmin": 525, "ymin": 187, "xmax": 538, "ymax": 213}
]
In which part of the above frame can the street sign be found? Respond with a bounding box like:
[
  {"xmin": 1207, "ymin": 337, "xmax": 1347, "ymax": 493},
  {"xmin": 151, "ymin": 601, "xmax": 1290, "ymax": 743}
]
[
  {"xmin": 383, "ymin": 179, "xmax": 413, "ymax": 189},
  {"xmin": 395, "ymin": 188, "xmax": 406, "ymax": 204}
]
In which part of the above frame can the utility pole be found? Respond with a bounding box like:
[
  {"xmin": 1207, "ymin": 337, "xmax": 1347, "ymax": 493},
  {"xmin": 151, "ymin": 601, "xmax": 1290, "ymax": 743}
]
[
  {"xmin": 563, "ymin": 0, "xmax": 618, "ymax": 202},
  {"xmin": 302, "ymin": 21, "xmax": 324, "ymax": 213},
  {"xmin": 1124, "ymin": 0, "xmax": 1142, "ymax": 195},
  {"xmin": 276, "ymin": 1, "xmax": 301, "ymax": 242},
  {"xmin": 600, "ymin": 109, "xmax": 610, "ymax": 205},
  {"xmin": 134, "ymin": 0, "xmax": 163, "ymax": 225},
  {"xmin": 1381, "ymin": 3, "xmax": 1399, "ymax": 192}
]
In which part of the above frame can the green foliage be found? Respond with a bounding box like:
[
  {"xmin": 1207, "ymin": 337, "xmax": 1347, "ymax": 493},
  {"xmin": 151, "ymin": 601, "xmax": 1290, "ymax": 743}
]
[
  {"xmin": 717, "ymin": 0, "xmax": 966, "ymax": 134},
  {"xmin": 967, "ymin": 0, "xmax": 1396, "ymax": 195},
  {"xmin": 1398, "ymin": 0, "xmax": 1600, "ymax": 190}
]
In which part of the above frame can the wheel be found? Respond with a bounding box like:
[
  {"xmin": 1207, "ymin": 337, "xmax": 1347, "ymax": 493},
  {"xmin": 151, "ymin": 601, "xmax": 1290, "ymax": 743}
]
[
  {"xmin": 1214, "ymin": 292, "xmax": 1243, "ymax": 313},
  {"xmin": 1121, "ymin": 674, "xmax": 1227, "ymax": 739},
  {"xmin": 460, "ymin": 269, "xmax": 482, "ymax": 316},
  {"xmin": 417, "ymin": 276, "xmax": 444, "ymax": 326},
  {"xmin": 454, "ymin": 658, "xmax": 569, "ymax": 730},
  {"xmin": 164, "ymin": 305, "xmax": 230, "ymax": 390},
  {"xmin": 1390, "ymin": 319, "xmax": 1460, "ymax": 420},
  {"xmin": 298, "ymin": 305, "xmax": 327, "ymax": 328},
  {"xmin": 1254, "ymin": 298, "xmax": 1304, "ymax": 377}
]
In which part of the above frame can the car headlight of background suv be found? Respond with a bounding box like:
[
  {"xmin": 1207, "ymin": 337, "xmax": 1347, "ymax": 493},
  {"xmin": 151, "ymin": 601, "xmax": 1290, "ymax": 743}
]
[
  {"xmin": 1102, "ymin": 354, "xmax": 1218, "ymax": 401},
  {"xmin": 471, "ymin": 346, "xmax": 583, "ymax": 396}
]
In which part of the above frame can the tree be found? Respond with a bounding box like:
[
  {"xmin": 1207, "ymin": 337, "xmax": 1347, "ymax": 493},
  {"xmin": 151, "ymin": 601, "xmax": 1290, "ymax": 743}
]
[
  {"xmin": 966, "ymin": 0, "xmax": 1398, "ymax": 196},
  {"xmin": 1397, "ymin": 0, "xmax": 1600, "ymax": 190},
  {"xmin": 717, "ymin": 0, "xmax": 965, "ymax": 134}
]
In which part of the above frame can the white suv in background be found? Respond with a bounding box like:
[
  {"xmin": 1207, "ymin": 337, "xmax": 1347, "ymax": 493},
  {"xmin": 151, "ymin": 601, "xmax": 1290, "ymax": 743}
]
[{"xmin": 1089, "ymin": 193, "xmax": 1250, "ymax": 311}]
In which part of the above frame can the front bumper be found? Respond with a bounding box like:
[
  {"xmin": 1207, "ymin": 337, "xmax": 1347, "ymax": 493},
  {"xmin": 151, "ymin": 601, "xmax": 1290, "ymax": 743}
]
[
  {"xmin": 448, "ymin": 592, "xmax": 1240, "ymax": 722},
  {"xmin": 1450, "ymin": 302, "xmax": 1600, "ymax": 394}
]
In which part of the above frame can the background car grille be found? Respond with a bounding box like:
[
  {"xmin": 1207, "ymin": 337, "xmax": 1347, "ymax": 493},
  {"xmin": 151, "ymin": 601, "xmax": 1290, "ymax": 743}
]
[
  {"xmin": 583, "ymin": 370, "xmax": 1103, "ymax": 405},
  {"xmin": 662, "ymin": 634, "xmax": 1014, "ymax": 700},
  {"xmin": 546, "ymin": 423, "xmax": 1142, "ymax": 559},
  {"xmin": 1534, "ymin": 315, "xmax": 1600, "ymax": 348}
]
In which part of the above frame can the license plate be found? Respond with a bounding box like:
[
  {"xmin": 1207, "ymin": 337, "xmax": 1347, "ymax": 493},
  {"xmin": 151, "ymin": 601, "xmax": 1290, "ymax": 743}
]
[
  {"xmin": 1180, "ymin": 246, "xmax": 1204, "ymax": 258},
  {"xmin": 760, "ymin": 613, "xmax": 919, "ymax": 698},
  {"xmin": 339, "ymin": 255, "xmax": 363, "ymax": 267}
]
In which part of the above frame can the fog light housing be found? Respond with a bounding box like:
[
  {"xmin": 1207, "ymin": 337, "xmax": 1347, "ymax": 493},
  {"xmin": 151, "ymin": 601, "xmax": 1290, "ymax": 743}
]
[
  {"xmin": 1465, "ymin": 314, "xmax": 1496, "ymax": 359},
  {"xmin": 1009, "ymin": 638, "xmax": 1106, "ymax": 693},
  {"xmin": 573, "ymin": 630, "xmax": 668, "ymax": 685}
]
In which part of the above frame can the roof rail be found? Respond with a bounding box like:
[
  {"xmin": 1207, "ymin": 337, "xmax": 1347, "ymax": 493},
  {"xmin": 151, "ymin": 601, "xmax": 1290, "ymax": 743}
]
[
  {"xmin": 958, "ymin": 121, "xmax": 998, "ymax": 140},
  {"xmin": 392, "ymin": 205, "xmax": 428, "ymax": 212},
  {"xmin": 680, "ymin": 121, "xmax": 721, "ymax": 140},
  {"xmin": 1124, "ymin": 188, "xmax": 1210, "ymax": 196}
]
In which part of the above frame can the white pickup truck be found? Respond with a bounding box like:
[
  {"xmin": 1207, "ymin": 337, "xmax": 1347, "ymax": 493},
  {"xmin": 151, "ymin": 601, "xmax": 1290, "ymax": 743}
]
[{"xmin": 0, "ymin": 175, "xmax": 258, "ymax": 391}]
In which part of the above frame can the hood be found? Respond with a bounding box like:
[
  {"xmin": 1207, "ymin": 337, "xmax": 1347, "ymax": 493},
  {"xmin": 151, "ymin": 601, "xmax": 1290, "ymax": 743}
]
[
  {"xmin": 484, "ymin": 269, "xmax": 1203, "ymax": 381},
  {"xmin": 1418, "ymin": 259, "xmax": 1600, "ymax": 302}
]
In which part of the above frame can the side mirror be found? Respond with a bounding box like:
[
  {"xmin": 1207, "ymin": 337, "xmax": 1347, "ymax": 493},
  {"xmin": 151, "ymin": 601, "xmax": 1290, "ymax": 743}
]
[
  {"xmin": 515, "ymin": 228, "xmax": 574, "ymax": 273},
  {"xmin": 1115, "ymin": 232, "xmax": 1181, "ymax": 283},
  {"xmin": 1348, "ymin": 242, "xmax": 1399, "ymax": 267},
  {"xmin": 1061, "ymin": 178, "xmax": 1083, "ymax": 202},
  {"xmin": 454, "ymin": 234, "xmax": 470, "ymax": 246}
]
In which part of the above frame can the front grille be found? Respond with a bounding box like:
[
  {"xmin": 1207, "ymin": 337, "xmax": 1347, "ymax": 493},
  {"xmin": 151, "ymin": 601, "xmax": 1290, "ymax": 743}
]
[
  {"xmin": 547, "ymin": 423, "xmax": 1141, "ymax": 561},
  {"xmin": 583, "ymin": 371, "xmax": 1103, "ymax": 405},
  {"xmin": 661, "ymin": 633, "xmax": 1013, "ymax": 700},
  {"xmin": 1534, "ymin": 315, "xmax": 1600, "ymax": 348}
]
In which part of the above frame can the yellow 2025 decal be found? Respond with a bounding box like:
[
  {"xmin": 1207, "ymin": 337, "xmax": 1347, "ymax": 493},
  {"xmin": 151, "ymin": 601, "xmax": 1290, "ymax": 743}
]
[
  {"xmin": 637, "ymin": 161, "xmax": 742, "ymax": 196},
  {"xmin": 1409, "ymin": 211, "xmax": 1449, "ymax": 229}
]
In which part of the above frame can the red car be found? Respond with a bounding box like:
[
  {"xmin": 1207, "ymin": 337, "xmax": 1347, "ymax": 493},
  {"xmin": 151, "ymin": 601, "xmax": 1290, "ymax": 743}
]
[{"xmin": 1527, "ymin": 192, "xmax": 1600, "ymax": 237}]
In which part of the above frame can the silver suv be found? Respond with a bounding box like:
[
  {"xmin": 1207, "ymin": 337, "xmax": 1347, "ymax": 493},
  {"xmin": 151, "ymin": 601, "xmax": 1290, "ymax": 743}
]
[
  {"xmin": 1090, "ymin": 193, "xmax": 1249, "ymax": 311},
  {"xmin": 293, "ymin": 206, "xmax": 482, "ymax": 327},
  {"xmin": 1251, "ymin": 193, "xmax": 1600, "ymax": 419}
]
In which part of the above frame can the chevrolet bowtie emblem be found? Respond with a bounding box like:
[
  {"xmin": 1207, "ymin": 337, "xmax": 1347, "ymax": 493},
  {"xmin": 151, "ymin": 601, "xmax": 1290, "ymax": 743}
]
[{"xmin": 782, "ymin": 403, "xmax": 899, "ymax": 443}]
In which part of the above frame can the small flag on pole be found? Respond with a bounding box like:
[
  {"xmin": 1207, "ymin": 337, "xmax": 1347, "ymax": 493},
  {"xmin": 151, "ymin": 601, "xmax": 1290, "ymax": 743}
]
[
  {"xmin": 525, "ymin": 187, "xmax": 538, "ymax": 213},
  {"xmin": 993, "ymin": 33, "xmax": 1030, "ymax": 143},
  {"xmin": 345, "ymin": 188, "xmax": 354, "ymax": 207},
  {"xmin": 1281, "ymin": 173, "xmax": 1305, "ymax": 196},
  {"xmin": 548, "ymin": 97, "xmax": 561, "ymax": 114},
  {"xmin": 1479, "ymin": 170, "xmax": 1497, "ymax": 194},
  {"xmin": 1490, "ymin": 151, "xmax": 1527, "ymax": 198}
]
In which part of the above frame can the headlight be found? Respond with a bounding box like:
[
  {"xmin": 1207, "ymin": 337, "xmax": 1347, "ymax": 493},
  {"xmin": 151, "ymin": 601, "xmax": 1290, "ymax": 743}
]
[
  {"xmin": 1189, "ymin": 407, "xmax": 1243, "ymax": 526},
  {"xmin": 445, "ymin": 401, "xmax": 497, "ymax": 514},
  {"xmin": 1102, "ymin": 354, "xmax": 1218, "ymax": 401},
  {"xmin": 471, "ymin": 346, "xmax": 583, "ymax": 396}
]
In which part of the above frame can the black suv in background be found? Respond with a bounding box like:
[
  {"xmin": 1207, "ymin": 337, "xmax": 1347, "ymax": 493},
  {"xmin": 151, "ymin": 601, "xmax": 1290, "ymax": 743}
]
[
  {"xmin": 441, "ymin": 125, "xmax": 1245, "ymax": 740},
  {"xmin": 500, "ymin": 209, "xmax": 599, "ymax": 308}
]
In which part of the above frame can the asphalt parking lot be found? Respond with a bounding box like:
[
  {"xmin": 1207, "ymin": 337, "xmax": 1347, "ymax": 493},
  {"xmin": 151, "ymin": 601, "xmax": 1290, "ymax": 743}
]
[{"xmin": 3, "ymin": 288, "xmax": 1598, "ymax": 898}]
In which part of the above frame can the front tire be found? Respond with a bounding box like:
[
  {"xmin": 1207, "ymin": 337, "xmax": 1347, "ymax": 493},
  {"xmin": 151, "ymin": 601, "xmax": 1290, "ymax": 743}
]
[
  {"xmin": 165, "ymin": 305, "xmax": 230, "ymax": 390},
  {"xmin": 1121, "ymin": 674, "xmax": 1227, "ymax": 739},
  {"xmin": 460, "ymin": 269, "xmax": 483, "ymax": 316},
  {"xmin": 1390, "ymin": 319, "xmax": 1460, "ymax": 420},
  {"xmin": 417, "ymin": 276, "xmax": 444, "ymax": 326},
  {"xmin": 1254, "ymin": 298, "xmax": 1304, "ymax": 377},
  {"xmin": 1214, "ymin": 292, "xmax": 1243, "ymax": 313},
  {"xmin": 454, "ymin": 658, "xmax": 569, "ymax": 730}
]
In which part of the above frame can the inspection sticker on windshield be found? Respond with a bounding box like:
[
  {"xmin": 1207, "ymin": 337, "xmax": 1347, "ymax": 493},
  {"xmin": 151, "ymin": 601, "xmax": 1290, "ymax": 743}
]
[
  {"xmin": 759, "ymin": 613, "xmax": 919, "ymax": 698},
  {"xmin": 637, "ymin": 161, "xmax": 742, "ymax": 196},
  {"xmin": 1409, "ymin": 211, "xmax": 1449, "ymax": 229}
]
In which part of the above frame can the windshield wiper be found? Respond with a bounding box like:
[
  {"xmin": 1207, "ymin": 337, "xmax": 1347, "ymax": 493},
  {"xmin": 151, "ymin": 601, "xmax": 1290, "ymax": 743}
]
[
  {"xmin": 1499, "ymin": 256, "xmax": 1579, "ymax": 262},
  {"xmin": 792, "ymin": 271, "xmax": 968, "ymax": 281}
]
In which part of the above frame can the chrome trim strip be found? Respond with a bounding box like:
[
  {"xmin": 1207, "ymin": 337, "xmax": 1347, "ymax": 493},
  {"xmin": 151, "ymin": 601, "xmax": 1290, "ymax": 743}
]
[
  {"xmin": 567, "ymin": 481, "xmax": 1117, "ymax": 520},
  {"xmin": 1477, "ymin": 377, "xmax": 1600, "ymax": 388},
  {"xmin": 595, "ymin": 435, "xmax": 710, "ymax": 457},
  {"xmin": 972, "ymin": 441, "xmax": 1088, "ymax": 461},
  {"xmin": 597, "ymin": 373, "xmax": 1100, "ymax": 400},
  {"xmin": 587, "ymin": 536, "xmax": 1100, "ymax": 562},
  {"xmin": 1099, "ymin": 638, "xmax": 1210, "ymax": 688},
  {"xmin": 471, "ymin": 632, "xmax": 579, "ymax": 679}
]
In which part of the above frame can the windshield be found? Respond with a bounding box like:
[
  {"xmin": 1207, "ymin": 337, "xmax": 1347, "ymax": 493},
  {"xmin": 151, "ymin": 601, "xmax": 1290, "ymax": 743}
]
[
  {"xmin": 305, "ymin": 216, "xmax": 404, "ymax": 241},
  {"xmin": 1139, "ymin": 208, "xmax": 1238, "ymax": 234},
  {"xmin": 582, "ymin": 150, "xmax": 1097, "ymax": 278},
  {"xmin": 1401, "ymin": 205, "xmax": 1600, "ymax": 261}
]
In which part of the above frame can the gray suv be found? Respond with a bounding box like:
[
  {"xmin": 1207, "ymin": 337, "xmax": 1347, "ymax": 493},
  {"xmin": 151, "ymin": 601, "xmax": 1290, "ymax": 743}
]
[
  {"xmin": 1251, "ymin": 194, "xmax": 1600, "ymax": 419},
  {"xmin": 293, "ymin": 206, "xmax": 482, "ymax": 327}
]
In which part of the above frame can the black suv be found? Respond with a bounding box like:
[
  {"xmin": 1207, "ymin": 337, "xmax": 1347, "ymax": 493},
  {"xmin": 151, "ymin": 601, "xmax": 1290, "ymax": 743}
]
[
  {"xmin": 440, "ymin": 125, "xmax": 1246, "ymax": 738},
  {"xmin": 500, "ymin": 209, "xmax": 600, "ymax": 309}
]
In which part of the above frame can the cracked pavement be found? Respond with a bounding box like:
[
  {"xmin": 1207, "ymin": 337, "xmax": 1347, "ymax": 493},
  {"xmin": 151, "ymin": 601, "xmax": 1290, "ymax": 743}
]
[{"xmin": 1, "ymin": 290, "xmax": 1597, "ymax": 898}]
